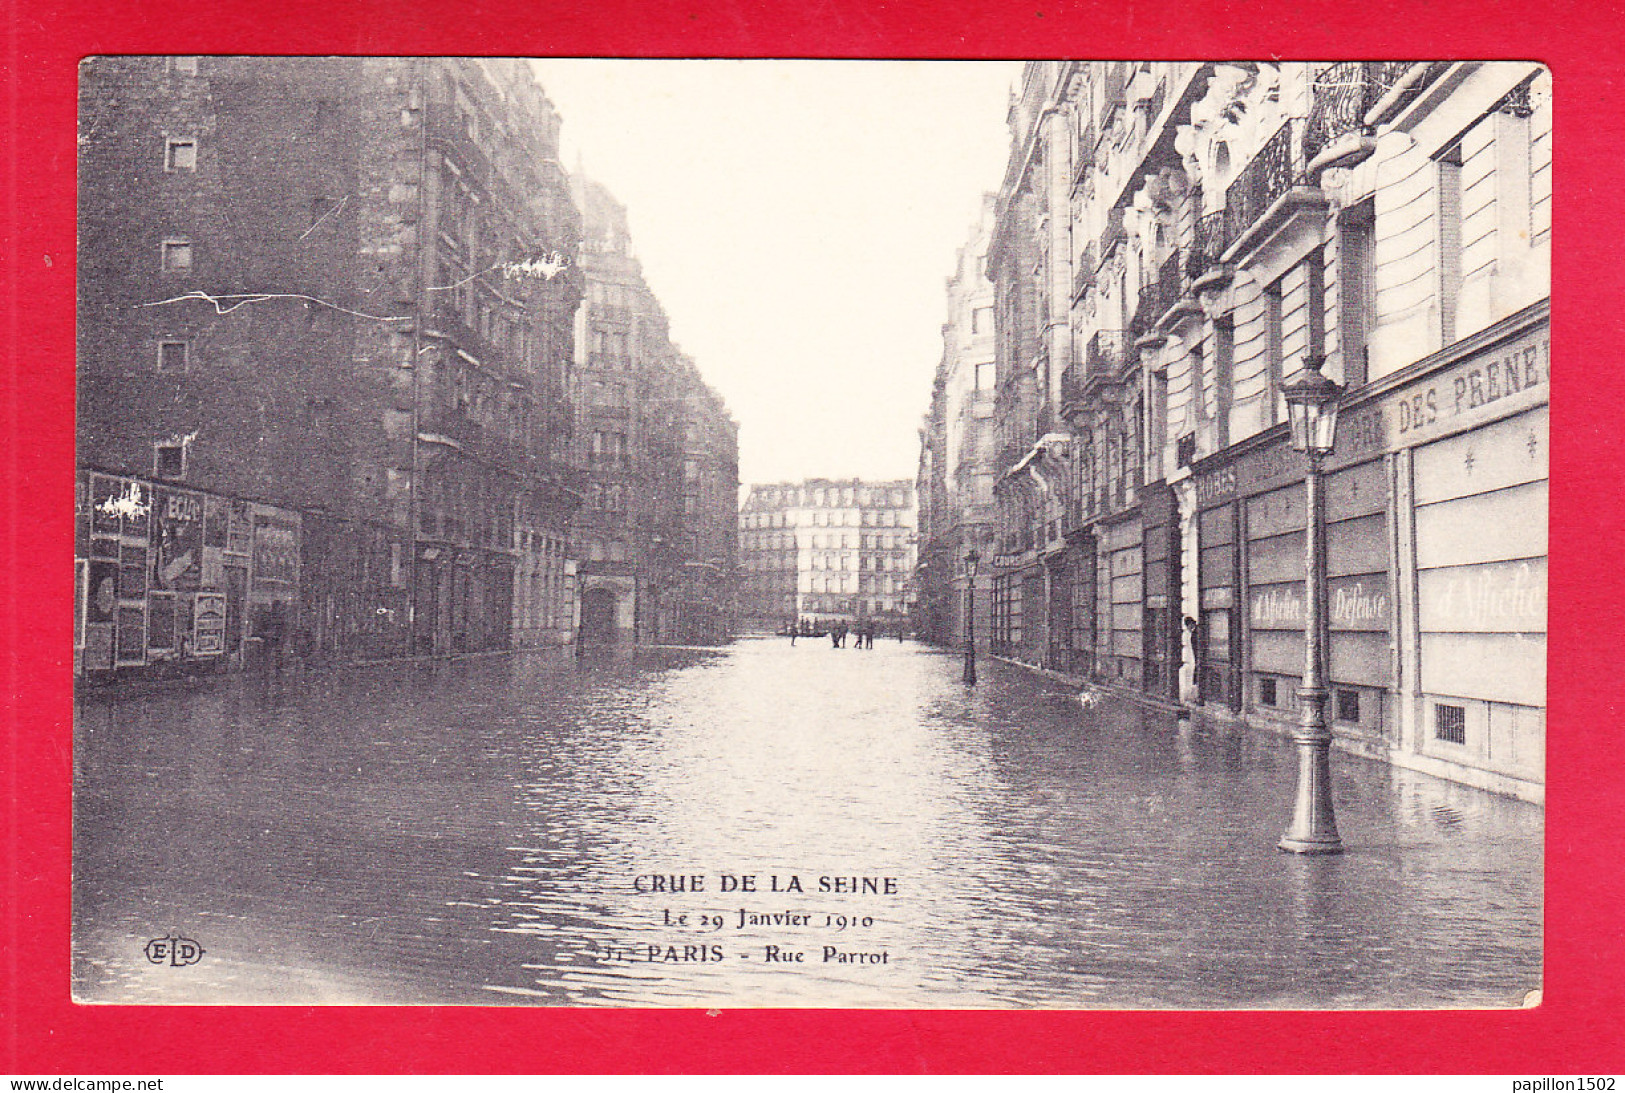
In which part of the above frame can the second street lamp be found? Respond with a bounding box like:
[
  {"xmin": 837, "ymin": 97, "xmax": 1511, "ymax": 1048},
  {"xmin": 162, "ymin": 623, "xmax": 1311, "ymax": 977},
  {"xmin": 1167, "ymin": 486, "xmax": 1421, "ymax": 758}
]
[
  {"xmin": 963, "ymin": 548, "xmax": 980, "ymax": 686},
  {"xmin": 1279, "ymin": 354, "xmax": 1345, "ymax": 855}
]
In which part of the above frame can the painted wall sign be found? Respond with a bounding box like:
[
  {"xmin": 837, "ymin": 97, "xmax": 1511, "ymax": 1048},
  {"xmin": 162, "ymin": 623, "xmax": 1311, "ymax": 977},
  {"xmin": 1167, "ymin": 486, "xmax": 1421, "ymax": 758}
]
[
  {"xmin": 1419, "ymin": 558, "xmax": 1546, "ymax": 633},
  {"xmin": 1196, "ymin": 441, "xmax": 1303, "ymax": 506},
  {"xmin": 1195, "ymin": 321, "xmax": 1548, "ymax": 503},
  {"xmin": 1250, "ymin": 575, "xmax": 1390, "ymax": 631},
  {"xmin": 1349, "ymin": 324, "xmax": 1549, "ymax": 456}
]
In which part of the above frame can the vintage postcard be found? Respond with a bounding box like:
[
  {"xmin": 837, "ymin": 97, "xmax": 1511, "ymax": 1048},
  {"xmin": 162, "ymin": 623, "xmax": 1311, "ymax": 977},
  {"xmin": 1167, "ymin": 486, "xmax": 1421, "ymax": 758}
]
[{"xmin": 68, "ymin": 57, "xmax": 1546, "ymax": 1012}]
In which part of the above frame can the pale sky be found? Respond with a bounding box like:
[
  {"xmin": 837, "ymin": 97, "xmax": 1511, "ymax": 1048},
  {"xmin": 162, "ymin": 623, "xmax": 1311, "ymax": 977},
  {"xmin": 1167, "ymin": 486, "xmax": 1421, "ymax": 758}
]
[{"xmin": 529, "ymin": 60, "xmax": 1023, "ymax": 487}]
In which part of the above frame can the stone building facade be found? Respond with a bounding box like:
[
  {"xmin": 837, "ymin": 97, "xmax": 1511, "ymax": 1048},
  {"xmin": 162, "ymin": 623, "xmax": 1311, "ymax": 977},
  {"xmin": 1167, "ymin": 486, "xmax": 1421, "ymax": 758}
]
[
  {"xmin": 77, "ymin": 56, "xmax": 584, "ymax": 669},
  {"xmin": 957, "ymin": 61, "xmax": 1549, "ymax": 801},
  {"xmin": 570, "ymin": 176, "xmax": 739, "ymax": 646},
  {"xmin": 914, "ymin": 196, "xmax": 999, "ymax": 650},
  {"xmin": 738, "ymin": 480, "xmax": 917, "ymax": 632}
]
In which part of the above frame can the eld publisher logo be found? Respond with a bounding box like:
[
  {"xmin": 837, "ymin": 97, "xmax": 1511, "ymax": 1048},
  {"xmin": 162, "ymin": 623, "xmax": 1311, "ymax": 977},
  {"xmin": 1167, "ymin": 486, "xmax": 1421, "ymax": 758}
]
[{"xmin": 143, "ymin": 935, "xmax": 205, "ymax": 967}]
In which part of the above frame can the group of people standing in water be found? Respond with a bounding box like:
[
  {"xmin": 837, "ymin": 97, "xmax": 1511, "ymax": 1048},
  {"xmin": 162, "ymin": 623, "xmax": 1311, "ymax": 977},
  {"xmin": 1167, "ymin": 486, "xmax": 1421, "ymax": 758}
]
[
  {"xmin": 783, "ymin": 618, "xmax": 897, "ymax": 648},
  {"xmin": 826, "ymin": 619, "xmax": 878, "ymax": 649}
]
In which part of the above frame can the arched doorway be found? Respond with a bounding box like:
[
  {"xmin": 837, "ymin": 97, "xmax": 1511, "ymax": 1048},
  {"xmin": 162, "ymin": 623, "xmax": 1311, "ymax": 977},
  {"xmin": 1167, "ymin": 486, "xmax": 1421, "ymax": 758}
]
[{"xmin": 580, "ymin": 587, "xmax": 619, "ymax": 646}]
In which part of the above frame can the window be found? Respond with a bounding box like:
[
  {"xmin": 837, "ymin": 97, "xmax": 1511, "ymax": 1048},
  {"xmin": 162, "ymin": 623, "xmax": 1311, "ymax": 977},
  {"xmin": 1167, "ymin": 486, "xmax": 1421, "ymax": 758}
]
[
  {"xmin": 153, "ymin": 440, "xmax": 186, "ymax": 480},
  {"xmin": 1258, "ymin": 677, "xmax": 1278, "ymax": 707},
  {"xmin": 1336, "ymin": 688, "xmax": 1360, "ymax": 724},
  {"xmin": 1305, "ymin": 246, "xmax": 1327, "ymax": 363},
  {"xmin": 1214, "ymin": 318, "xmax": 1235, "ymax": 449},
  {"xmin": 1435, "ymin": 703, "xmax": 1467, "ymax": 745},
  {"xmin": 972, "ymin": 306, "xmax": 993, "ymax": 334},
  {"xmin": 165, "ymin": 139, "xmax": 197, "ymax": 171},
  {"xmin": 157, "ymin": 340, "xmax": 189, "ymax": 373},
  {"xmin": 1338, "ymin": 202, "xmax": 1376, "ymax": 388},
  {"xmin": 975, "ymin": 361, "xmax": 996, "ymax": 390},
  {"xmin": 161, "ymin": 239, "xmax": 192, "ymax": 272},
  {"xmin": 168, "ymin": 56, "xmax": 198, "ymax": 75}
]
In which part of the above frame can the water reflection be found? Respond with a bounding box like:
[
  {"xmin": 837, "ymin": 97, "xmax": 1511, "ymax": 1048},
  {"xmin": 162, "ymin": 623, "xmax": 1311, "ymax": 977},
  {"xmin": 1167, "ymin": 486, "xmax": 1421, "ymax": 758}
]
[{"xmin": 73, "ymin": 639, "xmax": 1541, "ymax": 1007}]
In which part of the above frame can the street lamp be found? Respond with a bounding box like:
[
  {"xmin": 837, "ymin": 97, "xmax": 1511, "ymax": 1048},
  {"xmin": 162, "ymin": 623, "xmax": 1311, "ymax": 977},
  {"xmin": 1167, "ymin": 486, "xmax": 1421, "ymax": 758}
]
[
  {"xmin": 963, "ymin": 548, "xmax": 980, "ymax": 686},
  {"xmin": 1279, "ymin": 354, "xmax": 1345, "ymax": 855}
]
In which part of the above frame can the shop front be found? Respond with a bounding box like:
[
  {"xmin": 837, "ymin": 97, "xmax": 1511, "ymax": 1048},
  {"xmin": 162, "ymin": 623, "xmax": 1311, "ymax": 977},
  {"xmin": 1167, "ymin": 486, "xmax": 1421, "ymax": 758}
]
[
  {"xmin": 1094, "ymin": 511, "xmax": 1144, "ymax": 690},
  {"xmin": 1181, "ymin": 302, "xmax": 1547, "ymax": 799},
  {"xmin": 1140, "ymin": 481, "xmax": 1182, "ymax": 703},
  {"xmin": 1187, "ymin": 416, "xmax": 1395, "ymax": 749},
  {"xmin": 1389, "ymin": 309, "xmax": 1549, "ymax": 799}
]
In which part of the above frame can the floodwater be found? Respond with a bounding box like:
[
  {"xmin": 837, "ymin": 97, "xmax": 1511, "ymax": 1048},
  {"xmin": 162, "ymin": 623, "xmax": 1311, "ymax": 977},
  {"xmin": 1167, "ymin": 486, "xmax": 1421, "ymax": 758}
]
[{"xmin": 72, "ymin": 637, "xmax": 1542, "ymax": 1008}]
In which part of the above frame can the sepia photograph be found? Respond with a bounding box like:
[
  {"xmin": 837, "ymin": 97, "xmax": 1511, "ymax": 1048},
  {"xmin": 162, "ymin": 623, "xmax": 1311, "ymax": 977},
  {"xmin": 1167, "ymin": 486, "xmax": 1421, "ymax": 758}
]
[{"xmin": 70, "ymin": 57, "xmax": 1547, "ymax": 1010}]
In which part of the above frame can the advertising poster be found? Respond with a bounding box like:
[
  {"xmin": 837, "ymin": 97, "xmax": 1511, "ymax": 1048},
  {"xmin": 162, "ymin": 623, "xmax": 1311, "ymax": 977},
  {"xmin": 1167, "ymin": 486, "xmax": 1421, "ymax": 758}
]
[
  {"xmin": 193, "ymin": 591, "xmax": 228, "ymax": 656},
  {"xmin": 150, "ymin": 486, "xmax": 204, "ymax": 591}
]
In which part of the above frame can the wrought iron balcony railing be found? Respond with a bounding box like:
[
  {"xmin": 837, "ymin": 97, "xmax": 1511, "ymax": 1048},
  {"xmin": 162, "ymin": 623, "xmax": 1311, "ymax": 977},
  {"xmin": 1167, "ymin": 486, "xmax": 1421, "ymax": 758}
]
[
  {"xmin": 1306, "ymin": 62, "xmax": 1370, "ymax": 163},
  {"xmin": 1223, "ymin": 118, "xmax": 1306, "ymax": 252},
  {"xmin": 1158, "ymin": 250, "xmax": 1184, "ymax": 308},
  {"xmin": 1060, "ymin": 365, "xmax": 1086, "ymax": 409},
  {"xmin": 1086, "ymin": 329, "xmax": 1130, "ymax": 375},
  {"xmin": 1305, "ymin": 62, "xmax": 1394, "ymax": 165},
  {"xmin": 1072, "ymin": 122, "xmax": 1096, "ymax": 187},
  {"xmin": 996, "ymin": 443, "xmax": 1028, "ymax": 476},
  {"xmin": 1133, "ymin": 256, "xmax": 1182, "ymax": 339},
  {"xmin": 1100, "ymin": 61, "xmax": 1128, "ymax": 119},
  {"xmin": 1100, "ymin": 206, "xmax": 1126, "ymax": 255},
  {"xmin": 1072, "ymin": 241, "xmax": 1098, "ymax": 300},
  {"xmin": 1187, "ymin": 209, "xmax": 1229, "ymax": 282}
]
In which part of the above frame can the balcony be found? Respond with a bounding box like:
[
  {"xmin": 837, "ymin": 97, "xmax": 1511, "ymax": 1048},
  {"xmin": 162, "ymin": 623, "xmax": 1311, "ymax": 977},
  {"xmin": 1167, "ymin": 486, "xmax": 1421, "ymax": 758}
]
[
  {"xmin": 419, "ymin": 408, "xmax": 554, "ymax": 481},
  {"xmin": 1304, "ymin": 62, "xmax": 1387, "ymax": 171},
  {"xmin": 1086, "ymin": 329, "xmax": 1131, "ymax": 376},
  {"xmin": 426, "ymin": 107, "xmax": 495, "ymax": 192},
  {"xmin": 1071, "ymin": 241, "xmax": 1098, "ymax": 301},
  {"xmin": 1072, "ymin": 122, "xmax": 1096, "ymax": 189},
  {"xmin": 1221, "ymin": 117, "xmax": 1327, "ymax": 264},
  {"xmin": 1060, "ymin": 366, "xmax": 1086, "ymax": 411},
  {"xmin": 995, "ymin": 443, "xmax": 1029, "ymax": 476},
  {"xmin": 1186, "ymin": 209, "xmax": 1230, "ymax": 286},
  {"xmin": 1224, "ymin": 119, "xmax": 1303, "ymax": 248},
  {"xmin": 1100, "ymin": 61, "xmax": 1128, "ymax": 120},
  {"xmin": 1100, "ymin": 206, "xmax": 1126, "ymax": 256},
  {"xmin": 1131, "ymin": 259, "xmax": 1183, "ymax": 342},
  {"xmin": 1364, "ymin": 61, "xmax": 1453, "ymax": 125}
]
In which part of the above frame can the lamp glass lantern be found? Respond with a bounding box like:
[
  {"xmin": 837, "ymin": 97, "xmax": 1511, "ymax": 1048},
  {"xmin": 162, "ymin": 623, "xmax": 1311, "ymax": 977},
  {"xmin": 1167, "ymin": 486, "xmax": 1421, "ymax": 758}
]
[
  {"xmin": 966, "ymin": 549, "xmax": 980, "ymax": 579},
  {"xmin": 1282, "ymin": 355, "xmax": 1344, "ymax": 456}
]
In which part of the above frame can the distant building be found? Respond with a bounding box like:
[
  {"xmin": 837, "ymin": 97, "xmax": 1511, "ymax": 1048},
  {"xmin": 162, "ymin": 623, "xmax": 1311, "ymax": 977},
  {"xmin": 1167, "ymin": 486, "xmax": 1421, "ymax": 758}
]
[
  {"xmin": 914, "ymin": 195, "xmax": 999, "ymax": 649},
  {"xmin": 738, "ymin": 480, "xmax": 916, "ymax": 630},
  {"xmin": 76, "ymin": 57, "xmax": 582, "ymax": 671},
  {"xmin": 570, "ymin": 175, "xmax": 738, "ymax": 645}
]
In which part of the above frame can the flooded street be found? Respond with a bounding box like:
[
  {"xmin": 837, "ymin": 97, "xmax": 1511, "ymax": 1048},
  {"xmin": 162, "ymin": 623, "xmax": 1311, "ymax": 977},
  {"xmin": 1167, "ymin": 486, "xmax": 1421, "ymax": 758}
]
[{"xmin": 73, "ymin": 638, "xmax": 1542, "ymax": 1009}]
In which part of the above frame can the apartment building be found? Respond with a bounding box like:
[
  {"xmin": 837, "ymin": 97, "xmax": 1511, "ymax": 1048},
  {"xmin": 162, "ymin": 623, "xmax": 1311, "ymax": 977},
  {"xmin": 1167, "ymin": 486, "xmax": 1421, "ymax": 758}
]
[
  {"xmin": 738, "ymin": 480, "xmax": 917, "ymax": 630},
  {"xmin": 571, "ymin": 175, "xmax": 739, "ymax": 646},
  {"xmin": 76, "ymin": 57, "xmax": 583, "ymax": 670},
  {"xmin": 975, "ymin": 61, "xmax": 1549, "ymax": 800}
]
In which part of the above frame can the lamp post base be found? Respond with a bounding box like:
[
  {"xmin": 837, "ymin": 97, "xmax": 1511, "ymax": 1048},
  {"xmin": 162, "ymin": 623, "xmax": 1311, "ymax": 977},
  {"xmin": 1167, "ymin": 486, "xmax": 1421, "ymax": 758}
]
[
  {"xmin": 1278, "ymin": 832, "xmax": 1345, "ymax": 855},
  {"xmin": 1278, "ymin": 718, "xmax": 1343, "ymax": 855}
]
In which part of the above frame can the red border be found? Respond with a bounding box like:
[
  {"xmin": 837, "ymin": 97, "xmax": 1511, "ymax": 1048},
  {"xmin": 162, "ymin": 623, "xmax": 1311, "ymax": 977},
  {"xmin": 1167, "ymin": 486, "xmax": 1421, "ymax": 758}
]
[{"xmin": 7, "ymin": 0, "xmax": 1624, "ymax": 1074}]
